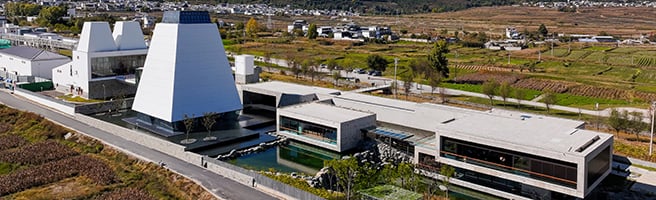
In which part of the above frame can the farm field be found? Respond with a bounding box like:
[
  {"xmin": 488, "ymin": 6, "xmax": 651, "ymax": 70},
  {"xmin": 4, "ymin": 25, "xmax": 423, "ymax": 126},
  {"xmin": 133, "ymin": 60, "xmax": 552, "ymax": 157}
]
[{"xmin": 0, "ymin": 105, "xmax": 214, "ymax": 199}]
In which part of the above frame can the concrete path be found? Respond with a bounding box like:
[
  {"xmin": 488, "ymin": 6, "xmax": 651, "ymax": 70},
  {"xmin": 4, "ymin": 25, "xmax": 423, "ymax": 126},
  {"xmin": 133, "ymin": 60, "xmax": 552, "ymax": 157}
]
[{"xmin": 0, "ymin": 91, "xmax": 278, "ymax": 200}]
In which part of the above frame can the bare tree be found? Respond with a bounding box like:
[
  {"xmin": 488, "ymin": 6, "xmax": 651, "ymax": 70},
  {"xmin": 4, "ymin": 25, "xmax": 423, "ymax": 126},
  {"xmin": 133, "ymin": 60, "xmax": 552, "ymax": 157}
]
[
  {"xmin": 202, "ymin": 112, "xmax": 218, "ymax": 141},
  {"xmin": 181, "ymin": 114, "xmax": 197, "ymax": 144}
]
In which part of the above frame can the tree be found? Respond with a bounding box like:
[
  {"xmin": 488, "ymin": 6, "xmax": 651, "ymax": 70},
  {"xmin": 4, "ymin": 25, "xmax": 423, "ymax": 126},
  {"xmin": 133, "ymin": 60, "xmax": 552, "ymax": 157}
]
[
  {"xmin": 440, "ymin": 165, "xmax": 456, "ymax": 198},
  {"xmin": 332, "ymin": 70, "xmax": 342, "ymax": 86},
  {"xmin": 514, "ymin": 89, "xmax": 526, "ymax": 109},
  {"xmin": 608, "ymin": 109, "xmax": 629, "ymax": 136},
  {"xmin": 325, "ymin": 157, "xmax": 359, "ymax": 200},
  {"xmin": 627, "ymin": 111, "xmax": 648, "ymax": 140},
  {"xmin": 542, "ymin": 91, "xmax": 557, "ymax": 113},
  {"xmin": 498, "ymin": 82, "xmax": 512, "ymax": 107},
  {"xmin": 286, "ymin": 55, "xmax": 302, "ymax": 79},
  {"xmin": 325, "ymin": 58, "xmax": 338, "ymax": 72},
  {"xmin": 37, "ymin": 5, "xmax": 66, "ymax": 27},
  {"xmin": 202, "ymin": 112, "xmax": 218, "ymax": 141},
  {"xmin": 428, "ymin": 40, "xmax": 450, "ymax": 78},
  {"xmin": 401, "ymin": 71, "xmax": 415, "ymax": 100},
  {"xmin": 481, "ymin": 80, "xmax": 498, "ymax": 106},
  {"xmin": 397, "ymin": 162, "xmax": 420, "ymax": 191},
  {"xmin": 538, "ymin": 24, "xmax": 548, "ymax": 37},
  {"xmin": 307, "ymin": 23, "xmax": 318, "ymax": 39},
  {"xmin": 181, "ymin": 114, "xmax": 196, "ymax": 144},
  {"xmin": 245, "ymin": 17, "xmax": 259, "ymax": 38},
  {"xmin": 366, "ymin": 54, "xmax": 388, "ymax": 71}
]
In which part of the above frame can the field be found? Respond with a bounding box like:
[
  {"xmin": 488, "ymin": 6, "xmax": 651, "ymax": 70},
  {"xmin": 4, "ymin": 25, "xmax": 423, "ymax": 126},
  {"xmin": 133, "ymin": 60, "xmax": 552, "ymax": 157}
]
[
  {"xmin": 0, "ymin": 105, "xmax": 214, "ymax": 199},
  {"xmin": 223, "ymin": 6, "xmax": 656, "ymax": 110}
]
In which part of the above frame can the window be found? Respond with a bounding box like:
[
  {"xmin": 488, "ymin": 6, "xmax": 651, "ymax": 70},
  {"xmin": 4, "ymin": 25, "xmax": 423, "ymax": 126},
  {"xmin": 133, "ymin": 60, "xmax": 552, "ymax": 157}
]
[
  {"xmin": 587, "ymin": 146, "xmax": 610, "ymax": 188},
  {"xmin": 440, "ymin": 137, "xmax": 578, "ymax": 188},
  {"xmin": 90, "ymin": 55, "xmax": 146, "ymax": 78}
]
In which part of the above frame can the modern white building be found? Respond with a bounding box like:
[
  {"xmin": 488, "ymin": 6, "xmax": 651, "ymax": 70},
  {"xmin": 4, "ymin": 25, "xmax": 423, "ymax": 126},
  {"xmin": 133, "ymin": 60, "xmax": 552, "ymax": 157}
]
[
  {"xmin": 51, "ymin": 21, "xmax": 147, "ymax": 99},
  {"xmin": 277, "ymin": 102, "xmax": 376, "ymax": 152},
  {"xmin": 0, "ymin": 46, "xmax": 70, "ymax": 81},
  {"xmin": 329, "ymin": 92, "xmax": 612, "ymax": 199},
  {"xmin": 132, "ymin": 11, "xmax": 242, "ymax": 134},
  {"xmin": 239, "ymin": 81, "xmax": 340, "ymax": 112}
]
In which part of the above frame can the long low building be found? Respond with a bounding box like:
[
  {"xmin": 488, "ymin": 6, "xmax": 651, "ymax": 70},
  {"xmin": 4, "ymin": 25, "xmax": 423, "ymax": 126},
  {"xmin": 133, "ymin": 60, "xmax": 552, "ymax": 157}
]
[{"xmin": 240, "ymin": 82, "xmax": 613, "ymax": 199}]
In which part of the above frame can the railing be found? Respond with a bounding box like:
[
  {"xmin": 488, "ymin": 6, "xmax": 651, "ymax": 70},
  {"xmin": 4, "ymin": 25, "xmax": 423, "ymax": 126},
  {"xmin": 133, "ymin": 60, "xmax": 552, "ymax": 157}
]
[
  {"xmin": 440, "ymin": 151, "xmax": 577, "ymax": 188},
  {"xmin": 279, "ymin": 126, "xmax": 337, "ymax": 144}
]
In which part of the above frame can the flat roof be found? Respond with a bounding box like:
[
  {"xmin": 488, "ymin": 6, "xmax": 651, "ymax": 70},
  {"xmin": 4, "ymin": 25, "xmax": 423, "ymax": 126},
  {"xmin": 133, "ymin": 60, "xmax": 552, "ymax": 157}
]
[
  {"xmin": 329, "ymin": 92, "xmax": 612, "ymax": 155},
  {"xmin": 243, "ymin": 81, "xmax": 341, "ymax": 96},
  {"xmin": 438, "ymin": 110, "xmax": 611, "ymax": 155},
  {"xmin": 279, "ymin": 102, "xmax": 373, "ymax": 123},
  {"xmin": 332, "ymin": 92, "xmax": 475, "ymax": 132}
]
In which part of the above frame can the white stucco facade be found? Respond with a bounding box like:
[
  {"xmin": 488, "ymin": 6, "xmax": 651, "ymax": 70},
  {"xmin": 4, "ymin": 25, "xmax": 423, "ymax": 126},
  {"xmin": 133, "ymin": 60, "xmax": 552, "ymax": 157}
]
[
  {"xmin": 51, "ymin": 21, "xmax": 147, "ymax": 98},
  {"xmin": 0, "ymin": 47, "xmax": 70, "ymax": 80},
  {"xmin": 132, "ymin": 12, "xmax": 242, "ymax": 123}
]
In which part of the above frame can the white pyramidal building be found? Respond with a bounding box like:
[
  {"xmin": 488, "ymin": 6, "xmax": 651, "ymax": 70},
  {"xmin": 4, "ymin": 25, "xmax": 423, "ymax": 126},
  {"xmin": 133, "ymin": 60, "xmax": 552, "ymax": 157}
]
[
  {"xmin": 132, "ymin": 11, "xmax": 242, "ymax": 132},
  {"xmin": 51, "ymin": 21, "xmax": 147, "ymax": 99}
]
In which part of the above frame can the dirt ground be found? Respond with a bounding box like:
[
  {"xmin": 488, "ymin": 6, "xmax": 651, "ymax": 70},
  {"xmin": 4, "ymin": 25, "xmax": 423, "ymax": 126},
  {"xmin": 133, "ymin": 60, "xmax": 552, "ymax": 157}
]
[{"xmin": 224, "ymin": 6, "xmax": 656, "ymax": 38}]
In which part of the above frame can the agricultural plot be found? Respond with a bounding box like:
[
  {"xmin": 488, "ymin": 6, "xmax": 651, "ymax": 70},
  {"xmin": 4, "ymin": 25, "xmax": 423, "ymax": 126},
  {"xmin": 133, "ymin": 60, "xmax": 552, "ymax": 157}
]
[
  {"xmin": 0, "ymin": 105, "xmax": 212, "ymax": 199},
  {"xmin": 512, "ymin": 78, "xmax": 577, "ymax": 93}
]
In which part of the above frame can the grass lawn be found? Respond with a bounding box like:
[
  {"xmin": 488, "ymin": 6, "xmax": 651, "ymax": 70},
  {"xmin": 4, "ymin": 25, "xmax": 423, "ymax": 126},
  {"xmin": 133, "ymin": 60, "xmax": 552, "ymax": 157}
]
[
  {"xmin": 359, "ymin": 185, "xmax": 423, "ymax": 200},
  {"xmin": 58, "ymin": 94, "xmax": 104, "ymax": 103}
]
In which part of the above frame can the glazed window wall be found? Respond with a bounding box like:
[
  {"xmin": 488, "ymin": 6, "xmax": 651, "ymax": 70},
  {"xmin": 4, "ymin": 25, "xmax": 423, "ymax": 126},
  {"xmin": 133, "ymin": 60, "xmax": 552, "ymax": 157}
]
[
  {"xmin": 279, "ymin": 116, "xmax": 337, "ymax": 144},
  {"xmin": 587, "ymin": 146, "xmax": 610, "ymax": 188},
  {"xmin": 440, "ymin": 137, "xmax": 578, "ymax": 188},
  {"xmin": 91, "ymin": 55, "xmax": 146, "ymax": 78}
]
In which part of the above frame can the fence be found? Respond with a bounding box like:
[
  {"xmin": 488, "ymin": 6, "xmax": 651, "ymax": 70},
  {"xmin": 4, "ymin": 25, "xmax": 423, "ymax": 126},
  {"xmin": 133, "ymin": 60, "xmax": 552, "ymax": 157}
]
[{"xmin": 206, "ymin": 159, "xmax": 325, "ymax": 200}]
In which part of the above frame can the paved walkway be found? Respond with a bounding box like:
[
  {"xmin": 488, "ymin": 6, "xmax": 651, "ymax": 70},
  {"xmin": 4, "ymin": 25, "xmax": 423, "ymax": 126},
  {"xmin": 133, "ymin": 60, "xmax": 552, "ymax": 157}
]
[{"xmin": 0, "ymin": 91, "xmax": 278, "ymax": 200}]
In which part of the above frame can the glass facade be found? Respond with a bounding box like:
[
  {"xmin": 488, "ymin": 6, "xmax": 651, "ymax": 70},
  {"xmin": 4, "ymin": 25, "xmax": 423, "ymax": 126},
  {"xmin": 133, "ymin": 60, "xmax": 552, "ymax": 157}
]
[
  {"xmin": 279, "ymin": 116, "xmax": 337, "ymax": 144},
  {"xmin": 440, "ymin": 137, "xmax": 577, "ymax": 188},
  {"xmin": 587, "ymin": 146, "xmax": 610, "ymax": 188},
  {"xmin": 91, "ymin": 55, "xmax": 146, "ymax": 78}
]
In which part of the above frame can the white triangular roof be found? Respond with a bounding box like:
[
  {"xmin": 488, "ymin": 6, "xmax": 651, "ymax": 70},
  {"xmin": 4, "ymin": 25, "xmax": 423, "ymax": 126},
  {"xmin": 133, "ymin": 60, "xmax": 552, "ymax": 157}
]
[
  {"xmin": 132, "ymin": 22, "xmax": 242, "ymax": 122},
  {"xmin": 112, "ymin": 21, "xmax": 147, "ymax": 50},
  {"xmin": 77, "ymin": 22, "xmax": 117, "ymax": 52}
]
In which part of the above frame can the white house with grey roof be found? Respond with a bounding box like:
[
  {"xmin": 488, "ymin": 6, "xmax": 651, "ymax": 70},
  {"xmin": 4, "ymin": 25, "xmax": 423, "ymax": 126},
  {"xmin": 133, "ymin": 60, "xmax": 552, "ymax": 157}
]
[{"xmin": 0, "ymin": 46, "xmax": 70, "ymax": 81}]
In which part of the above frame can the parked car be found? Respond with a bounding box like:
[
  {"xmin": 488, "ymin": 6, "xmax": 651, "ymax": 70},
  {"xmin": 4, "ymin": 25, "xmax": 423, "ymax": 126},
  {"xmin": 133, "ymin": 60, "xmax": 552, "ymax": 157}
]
[
  {"xmin": 369, "ymin": 70, "xmax": 382, "ymax": 76},
  {"xmin": 353, "ymin": 68, "xmax": 366, "ymax": 74}
]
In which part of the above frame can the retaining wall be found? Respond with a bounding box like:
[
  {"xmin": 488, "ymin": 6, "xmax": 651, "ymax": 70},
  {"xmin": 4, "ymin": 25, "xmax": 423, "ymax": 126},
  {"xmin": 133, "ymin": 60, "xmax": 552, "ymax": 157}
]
[
  {"xmin": 74, "ymin": 113, "xmax": 324, "ymax": 200},
  {"xmin": 13, "ymin": 88, "xmax": 75, "ymax": 115}
]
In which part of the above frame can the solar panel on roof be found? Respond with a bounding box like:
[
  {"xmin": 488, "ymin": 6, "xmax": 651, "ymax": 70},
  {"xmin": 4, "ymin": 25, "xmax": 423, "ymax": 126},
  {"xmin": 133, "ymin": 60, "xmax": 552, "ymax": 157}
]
[{"xmin": 370, "ymin": 128, "xmax": 412, "ymax": 140}]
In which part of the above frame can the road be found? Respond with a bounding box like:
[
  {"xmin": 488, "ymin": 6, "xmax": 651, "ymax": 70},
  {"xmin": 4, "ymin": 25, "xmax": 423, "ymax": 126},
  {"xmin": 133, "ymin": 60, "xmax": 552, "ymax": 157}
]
[{"xmin": 0, "ymin": 91, "xmax": 277, "ymax": 200}]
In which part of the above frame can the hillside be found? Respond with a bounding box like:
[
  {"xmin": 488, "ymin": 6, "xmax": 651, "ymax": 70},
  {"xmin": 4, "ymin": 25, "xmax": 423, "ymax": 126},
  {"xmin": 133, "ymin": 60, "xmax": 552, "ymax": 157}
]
[
  {"xmin": 216, "ymin": 0, "xmax": 515, "ymax": 14},
  {"xmin": 215, "ymin": 0, "xmax": 647, "ymax": 14}
]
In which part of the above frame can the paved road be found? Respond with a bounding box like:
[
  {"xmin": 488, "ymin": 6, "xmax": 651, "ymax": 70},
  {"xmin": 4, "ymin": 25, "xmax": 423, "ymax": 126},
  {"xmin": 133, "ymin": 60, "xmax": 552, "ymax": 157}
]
[{"xmin": 0, "ymin": 91, "xmax": 277, "ymax": 200}]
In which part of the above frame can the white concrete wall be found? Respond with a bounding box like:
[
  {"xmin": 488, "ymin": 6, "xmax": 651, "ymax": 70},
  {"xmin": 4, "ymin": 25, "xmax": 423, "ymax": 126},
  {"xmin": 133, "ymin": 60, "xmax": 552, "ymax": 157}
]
[
  {"xmin": 31, "ymin": 58, "xmax": 70, "ymax": 79},
  {"xmin": 339, "ymin": 114, "xmax": 375, "ymax": 152},
  {"xmin": 14, "ymin": 88, "xmax": 76, "ymax": 115},
  {"xmin": 0, "ymin": 55, "xmax": 31, "ymax": 78}
]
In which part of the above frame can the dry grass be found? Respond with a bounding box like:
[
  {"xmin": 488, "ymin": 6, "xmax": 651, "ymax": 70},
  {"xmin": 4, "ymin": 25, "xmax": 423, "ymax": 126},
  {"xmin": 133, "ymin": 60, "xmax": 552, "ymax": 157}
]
[{"xmin": 358, "ymin": 6, "xmax": 656, "ymax": 37}]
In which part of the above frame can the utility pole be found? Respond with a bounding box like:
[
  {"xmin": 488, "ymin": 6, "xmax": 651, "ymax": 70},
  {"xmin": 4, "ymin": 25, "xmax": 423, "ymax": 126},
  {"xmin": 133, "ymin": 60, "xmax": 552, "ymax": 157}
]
[
  {"xmin": 551, "ymin": 41, "xmax": 554, "ymax": 56},
  {"xmin": 507, "ymin": 52, "xmax": 511, "ymax": 65},
  {"xmin": 651, "ymin": 101, "xmax": 655, "ymax": 156},
  {"xmin": 394, "ymin": 57, "xmax": 399, "ymax": 99},
  {"xmin": 454, "ymin": 51, "xmax": 458, "ymax": 82}
]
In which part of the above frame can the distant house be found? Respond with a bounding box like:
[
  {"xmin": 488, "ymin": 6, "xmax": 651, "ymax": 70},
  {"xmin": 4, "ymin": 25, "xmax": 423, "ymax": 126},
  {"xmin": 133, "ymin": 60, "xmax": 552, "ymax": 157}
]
[
  {"xmin": 0, "ymin": 46, "xmax": 71, "ymax": 80},
  {"xmin": 578, "ymin": 36, "xmax": 617, "ymax": 43}
]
